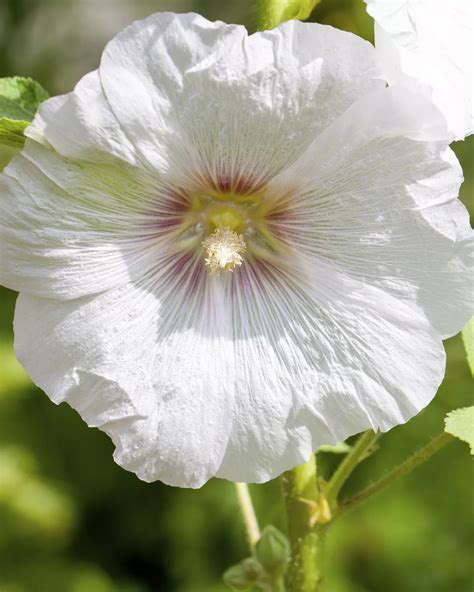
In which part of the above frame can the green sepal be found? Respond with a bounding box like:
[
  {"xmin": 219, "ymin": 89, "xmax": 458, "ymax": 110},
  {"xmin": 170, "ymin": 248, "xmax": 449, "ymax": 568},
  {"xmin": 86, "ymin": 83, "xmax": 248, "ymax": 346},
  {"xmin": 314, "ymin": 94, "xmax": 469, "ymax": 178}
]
[
  {"xmin": 461, "ymin": 317, "xmax": 474, "ymax": 376},
  {"xmin": 0, "ymin": 77, "xmax": 49, "ymax": 148},
  {"xmin": 445, "ymin": 407, "xmax": 474, "ymax": 454},
  {"xmin": 256, "ymin": 0, "xmax": 321, "ymax": 30}
]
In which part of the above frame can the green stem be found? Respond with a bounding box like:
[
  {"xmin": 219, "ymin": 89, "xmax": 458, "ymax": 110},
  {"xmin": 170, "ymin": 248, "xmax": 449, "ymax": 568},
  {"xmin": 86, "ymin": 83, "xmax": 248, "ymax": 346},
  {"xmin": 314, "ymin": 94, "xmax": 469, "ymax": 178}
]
[
  {"xmin": 338, "ymin": 432, "xmax": 454, "ymax": 516},
  {"xmin": 282, "ymin": 455, "xmax": 326, "ymax": 592},
  {"xmin": 233, "ymin": 482, "xmax": 261, "ymax": 552},
  {"xmin": 325, "ymin": 430, "xmax": 379, "ymax": 508}
]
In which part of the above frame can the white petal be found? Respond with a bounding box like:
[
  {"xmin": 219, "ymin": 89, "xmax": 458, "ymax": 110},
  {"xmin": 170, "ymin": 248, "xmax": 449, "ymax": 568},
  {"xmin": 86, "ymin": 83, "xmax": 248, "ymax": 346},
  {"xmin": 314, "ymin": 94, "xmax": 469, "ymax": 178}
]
[
  {"xmin": 0, "ymin": 141, "xmax": 183, "ymax": 299},
  {"xmin": 14, "ymin": 263, "xmax": 236, "ymax": 488},
  {"xmin": 365, "ymin": 0, "xmax": 473, "ymax": 140},
  {"xmin": 268, "ymin": 86, "xmax": 474, "ymax": 338},
  {"xmin": 99, "ymin": 12, "xmax": 384, "ymax": 185},
  {"xmin": 25, "ymin": 70, "xmax": 139, "ymax": 165},
  {"xmin": 14, "ymin": 252, "xmax": 445, "ymax": 487},
  {"xmin": 217, "ymin": 257, "xmax": 445, "ymax": 483}
]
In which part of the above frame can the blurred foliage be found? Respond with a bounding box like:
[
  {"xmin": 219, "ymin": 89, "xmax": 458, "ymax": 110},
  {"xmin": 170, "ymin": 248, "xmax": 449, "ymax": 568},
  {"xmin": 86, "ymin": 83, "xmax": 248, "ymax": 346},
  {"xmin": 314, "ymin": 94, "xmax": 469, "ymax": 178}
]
[{"xmin": 0, "ymin": 0, "xmax": 473, "ymax": 591}]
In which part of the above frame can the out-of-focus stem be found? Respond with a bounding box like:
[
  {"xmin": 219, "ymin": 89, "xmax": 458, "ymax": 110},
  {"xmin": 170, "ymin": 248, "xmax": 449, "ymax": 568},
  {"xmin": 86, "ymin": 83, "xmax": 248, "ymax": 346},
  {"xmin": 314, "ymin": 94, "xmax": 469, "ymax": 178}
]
[
  {"xmin": 234, "ymin": 482, "xmax": 261, "ymax": 551},
  {"xmin": 271, "ymin": 578, "xmax": 286, "ymax": 592}
]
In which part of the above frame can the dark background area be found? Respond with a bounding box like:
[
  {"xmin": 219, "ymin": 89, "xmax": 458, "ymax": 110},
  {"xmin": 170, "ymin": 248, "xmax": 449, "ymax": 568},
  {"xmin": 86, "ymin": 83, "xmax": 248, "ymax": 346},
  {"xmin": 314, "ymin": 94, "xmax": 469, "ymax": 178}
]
[{"xmin": 0, "ymin": 1, "xmax": 473, "ymax": 591}]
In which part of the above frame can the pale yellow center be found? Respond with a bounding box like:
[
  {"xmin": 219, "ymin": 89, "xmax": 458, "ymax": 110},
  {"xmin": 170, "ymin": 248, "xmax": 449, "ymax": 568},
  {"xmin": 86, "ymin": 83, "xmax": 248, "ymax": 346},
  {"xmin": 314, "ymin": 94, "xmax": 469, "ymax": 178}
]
[{"xmin": 202, "ymin": 226, "xmax": 247, "ymax": 274}]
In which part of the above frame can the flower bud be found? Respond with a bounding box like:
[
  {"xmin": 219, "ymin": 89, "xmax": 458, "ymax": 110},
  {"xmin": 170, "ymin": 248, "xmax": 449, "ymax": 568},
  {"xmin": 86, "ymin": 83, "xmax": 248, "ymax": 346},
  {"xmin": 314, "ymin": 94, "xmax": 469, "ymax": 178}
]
[
  {"xmin": 255, "ymin": 525, "xmax": 290, "ymax": 577},
  {"xmin": 223, "ymin": 564, "xmax": 252, "ymax": 590},
  {"xmin": 241, "ymin": 557, "xmax": 264, "ymax": 581}
]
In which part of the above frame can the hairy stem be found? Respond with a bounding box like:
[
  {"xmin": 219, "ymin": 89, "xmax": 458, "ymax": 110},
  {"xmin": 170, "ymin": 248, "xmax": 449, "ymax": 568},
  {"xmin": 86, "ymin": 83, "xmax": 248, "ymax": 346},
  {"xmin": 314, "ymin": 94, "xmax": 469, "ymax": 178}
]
[
  {"xmin": 338, "ymin": 432, "xmax": 454, "ymax": 515},
  {"xmin": 325, "ymin": 430, "xmax": 380, "ymax": 508},
  {"xmin": 233, "ymin": 482, "xmax": 261, "ymax": 551},
  {"xmin": 282, "ymin": 455, "xmax": 327, "ymax": 592}
]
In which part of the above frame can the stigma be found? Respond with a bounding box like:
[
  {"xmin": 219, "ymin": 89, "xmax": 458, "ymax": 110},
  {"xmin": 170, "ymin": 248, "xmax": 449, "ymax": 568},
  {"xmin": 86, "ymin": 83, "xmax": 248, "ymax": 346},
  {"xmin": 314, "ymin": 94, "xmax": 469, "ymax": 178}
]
[{"xmin": 202, "ymin": 226, "xmax": 246, "ymax": 274}]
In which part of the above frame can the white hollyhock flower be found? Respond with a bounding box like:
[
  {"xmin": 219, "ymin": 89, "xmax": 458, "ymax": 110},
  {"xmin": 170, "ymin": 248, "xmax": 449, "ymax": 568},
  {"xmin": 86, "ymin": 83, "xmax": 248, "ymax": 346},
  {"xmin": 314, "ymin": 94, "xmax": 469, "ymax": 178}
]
[
  {"xmin": 1, "ymin": 13, "xmax": 473, "ymax": 488},
  {"xmin": 364, "ymin": 0, "xmax": 473, "ymax": 140}
]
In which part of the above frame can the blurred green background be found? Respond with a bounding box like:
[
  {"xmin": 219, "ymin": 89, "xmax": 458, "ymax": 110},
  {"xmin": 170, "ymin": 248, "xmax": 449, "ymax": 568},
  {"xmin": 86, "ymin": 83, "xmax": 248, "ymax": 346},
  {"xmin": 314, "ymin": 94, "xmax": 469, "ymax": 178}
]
[{"xmin": 0, "ymin": 1, "xmax": 473, "ymax": 591}]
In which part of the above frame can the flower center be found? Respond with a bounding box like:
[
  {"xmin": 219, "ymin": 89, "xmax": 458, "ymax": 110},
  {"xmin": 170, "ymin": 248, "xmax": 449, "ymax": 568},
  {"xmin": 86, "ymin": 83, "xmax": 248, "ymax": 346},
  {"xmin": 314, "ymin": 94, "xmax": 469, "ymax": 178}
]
[
  {"xmin": 173, "ymin": 187, "xmax": 280, "ymax": 274},
  {"xmin": 202, "ymin": 226, "xmax": 246, "ymax": 274}
]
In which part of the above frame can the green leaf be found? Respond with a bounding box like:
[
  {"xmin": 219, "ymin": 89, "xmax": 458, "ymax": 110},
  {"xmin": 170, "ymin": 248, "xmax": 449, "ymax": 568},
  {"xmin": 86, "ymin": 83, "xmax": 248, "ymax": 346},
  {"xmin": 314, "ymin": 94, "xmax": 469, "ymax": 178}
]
[
  {"xmin": 0, "ymin": 77, "xmax": 49, "ymax": 148},
  {"xmin": 461, "ymin": 317, "xmax": 474, "ymax": 376},
  {"xmin": 445, "ymin": 407, "xmax": 474, "ymax": 454},
  {"xmin": 0, "ymin": 77, "xmax": 49, "ymax": 120},
  {"xmin": 256, "ymin": 0, "xmax": 321, "ymax": 30},
  {"xmin": 0, "ymin": 119, "xmax": 29, "ymax": 149},
  {"xmin": 318, "ymin": 442, "xmax": 352, "ymax": 454}
]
